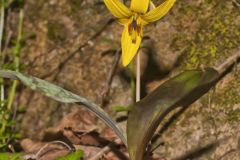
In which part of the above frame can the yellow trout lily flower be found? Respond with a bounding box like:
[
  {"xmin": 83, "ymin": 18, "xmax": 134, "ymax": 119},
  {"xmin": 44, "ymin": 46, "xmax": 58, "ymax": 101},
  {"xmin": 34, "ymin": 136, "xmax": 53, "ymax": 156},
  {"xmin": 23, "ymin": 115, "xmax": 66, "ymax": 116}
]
[{"xmin": 103, "ymin": 0, "xmax": 176, "ymax": 66}]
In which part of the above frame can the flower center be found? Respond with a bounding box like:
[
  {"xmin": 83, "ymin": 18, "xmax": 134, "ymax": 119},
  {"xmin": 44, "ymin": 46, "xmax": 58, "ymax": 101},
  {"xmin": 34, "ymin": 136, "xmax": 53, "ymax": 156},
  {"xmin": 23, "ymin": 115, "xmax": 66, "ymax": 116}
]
[{"xmin": 128, "ymin": 14, "xmax": 142, "ymax": 43}]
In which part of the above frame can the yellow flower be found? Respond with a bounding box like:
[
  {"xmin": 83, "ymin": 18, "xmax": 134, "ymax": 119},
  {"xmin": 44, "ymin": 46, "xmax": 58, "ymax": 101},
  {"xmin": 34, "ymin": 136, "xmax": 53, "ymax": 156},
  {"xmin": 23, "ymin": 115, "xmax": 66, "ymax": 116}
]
[{"xmin": 103, "ymin": 0, "xmax": 176, "ymax": 66}]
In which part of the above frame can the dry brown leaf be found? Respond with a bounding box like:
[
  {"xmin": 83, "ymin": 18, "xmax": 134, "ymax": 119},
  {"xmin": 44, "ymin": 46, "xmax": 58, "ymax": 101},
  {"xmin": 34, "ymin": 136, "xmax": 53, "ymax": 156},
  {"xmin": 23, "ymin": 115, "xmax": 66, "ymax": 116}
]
[
  {"xmin": 101, "ymin": 127, "xmax": 119, "ymax": 142},
  {"xmin": 75, "ymin": 145, "xmax": 102, "ymax": 159},
  {"xmin": 48, "ymin": 108, "xmax": 97, "ymax": 133},
  {"xmin": 21, "ymin": 139, "xmax": 46, "ymax": 153}
]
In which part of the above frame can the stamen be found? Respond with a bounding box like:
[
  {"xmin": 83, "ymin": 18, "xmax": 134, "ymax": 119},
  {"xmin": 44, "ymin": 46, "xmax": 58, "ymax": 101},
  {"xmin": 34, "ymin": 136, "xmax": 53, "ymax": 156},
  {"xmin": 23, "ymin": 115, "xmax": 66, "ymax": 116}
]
[
  {"xmin": 127, "ymin": 14, "xmax": 143, "ymax": 43},
  {"xmin": 136, "ymin": 26, "xmax": 141, "ymax": 36},
  {"xmin": 128, "ymin": 23, "xmax": 132, "ymax": 35}
]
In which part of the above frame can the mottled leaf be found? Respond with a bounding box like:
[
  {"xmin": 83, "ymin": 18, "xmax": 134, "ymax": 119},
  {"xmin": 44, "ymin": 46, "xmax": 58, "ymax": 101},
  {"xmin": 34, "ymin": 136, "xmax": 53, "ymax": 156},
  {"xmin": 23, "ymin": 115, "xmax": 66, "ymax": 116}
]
[
  {"xmin": 0, "ymin": 70, "xmax": 127, "ymax": 146},
  {"xmin": 127, "ymin": 68, "xmax": 219, "ymax": 160}
]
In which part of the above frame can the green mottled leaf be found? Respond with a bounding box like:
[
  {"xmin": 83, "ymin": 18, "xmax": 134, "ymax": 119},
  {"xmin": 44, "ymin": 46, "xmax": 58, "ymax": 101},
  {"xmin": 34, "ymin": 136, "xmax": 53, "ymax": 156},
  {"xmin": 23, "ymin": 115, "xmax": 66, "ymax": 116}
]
[
  {"xmin": 0, "ymin": 70, "xmax": 126, "ymax": 146},
  {"xmin": 127, "ymin": 68, "xmax": 219, "ymax": 160},
  {"xmin": 56, "ymin": 150, "xmax": 84, "ymax": 160},
  {"xmin": 0, "ymin": 153, "xmax": 23, "ymax": 160}
]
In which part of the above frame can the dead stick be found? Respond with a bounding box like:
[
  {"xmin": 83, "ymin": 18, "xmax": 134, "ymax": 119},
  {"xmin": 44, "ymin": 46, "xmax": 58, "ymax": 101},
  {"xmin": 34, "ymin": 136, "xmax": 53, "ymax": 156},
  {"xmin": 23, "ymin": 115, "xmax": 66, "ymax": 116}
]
[
  {"xmin": 89, "ymin": 139, "xmax": 122, "ymax": 160},
  {"xmin": 35, "ymin": 140, "xmax": 74, "ymax": 159},
  {"xmin": 101, "ymin": 49, "xmax": 121, "ymax": 105},
  {"xmin": 217, "ymin": 149, "xmax": 236, "ymax": 160},
  {"xmin": 215, "ymin": 48, "xmax": 240, "ymax": 74},
  {"xmin": 41, "ymin": 18, "xmax": 115, "ymax": 79}
]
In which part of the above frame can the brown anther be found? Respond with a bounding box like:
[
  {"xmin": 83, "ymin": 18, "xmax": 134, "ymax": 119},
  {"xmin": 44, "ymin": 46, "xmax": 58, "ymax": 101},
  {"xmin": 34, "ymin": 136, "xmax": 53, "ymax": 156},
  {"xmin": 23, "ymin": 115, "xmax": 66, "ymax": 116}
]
[
  {"xmin": 128, "ymin": 14, "xmax": 143, "ymax": 42},
  {"xmin": 136, "ymin": 26, "xmax": 141, "ymax": 36},
  {"xmin": 128, "ymin": 23, "xmax": 132, "ymax": 35}
]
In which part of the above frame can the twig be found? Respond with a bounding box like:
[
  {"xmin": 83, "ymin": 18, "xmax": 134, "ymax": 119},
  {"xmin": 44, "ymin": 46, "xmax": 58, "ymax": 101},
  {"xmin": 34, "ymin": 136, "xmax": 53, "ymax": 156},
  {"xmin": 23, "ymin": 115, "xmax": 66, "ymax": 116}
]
[
  {"xmin": 29, "ymin": 45, "xmax": 68, "ymax": 70},
  {"xmin": 41, "ymin": 18, "xmax": 115, "ymax": 79},
  {"xmin": 64, "ymin": 126, "xmax": 97, "ymax": 140},
  {"xmin": 89, "ymin": 139, "xmax": 122, "ymax": 160},
  {"xmin": 2, "ymin": 31, "xmax": 12, "ymax": 64},
  {"xmin": 101, "ymin": 49, "xmax": 121, "ymax": 105},
  {"xmin": 217, "ymin": 149, "xmax": 236, "ymax": 160},
  {"xmin": 215, "ymin": 48, "xmax": 240, "ymax": 75},
  {"xmin": 1, "ymin": 8, "xmax": 12, "ymax": 66},
  {"xmin": 35, "ymin": 140, "xmax": 74, "ymax": 159}
]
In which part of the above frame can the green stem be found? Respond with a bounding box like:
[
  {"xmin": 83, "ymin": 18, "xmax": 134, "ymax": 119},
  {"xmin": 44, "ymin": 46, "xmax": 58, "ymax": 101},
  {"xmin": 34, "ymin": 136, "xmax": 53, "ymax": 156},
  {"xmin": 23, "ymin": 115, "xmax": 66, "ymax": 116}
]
[
  {"xmin": 0, "ymin": 8, "xmax": 24, "ymax": 147},
  {"xmin": 7, "ymin": 81, "xmax": 17, "ymax": 110},
  {"xmin": 129, "ymin": 61, "xmax": 136, "ymax": 103},
  {"xmin": 6, "ymin": 9, "xmax": 23, "ymax": 111}
]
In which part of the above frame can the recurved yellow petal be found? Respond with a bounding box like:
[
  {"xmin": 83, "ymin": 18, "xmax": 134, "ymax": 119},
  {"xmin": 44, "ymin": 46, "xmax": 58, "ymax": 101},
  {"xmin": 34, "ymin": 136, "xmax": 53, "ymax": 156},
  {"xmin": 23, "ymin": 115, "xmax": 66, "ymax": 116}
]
[
  {"xmin": 118, "ymin": 18, "xmax": 130, "ymax": 25},
  {"xmin": 130, "ymin": 0, "xmax": 150, "ymax": 14},
  {"xmin": 121, "ymin": 26, "xmax": 142, "ymax": 66},
  {"xmin": 142, "ymin": 0, "xmax": 176, "ymax": 23},
  {"xmin": 149, "ymin": 1, "xmax": 156, "ymax": 10},
  {"xmin": 103, "ymin": 0, "xmax": 132, "ymax": 19}
]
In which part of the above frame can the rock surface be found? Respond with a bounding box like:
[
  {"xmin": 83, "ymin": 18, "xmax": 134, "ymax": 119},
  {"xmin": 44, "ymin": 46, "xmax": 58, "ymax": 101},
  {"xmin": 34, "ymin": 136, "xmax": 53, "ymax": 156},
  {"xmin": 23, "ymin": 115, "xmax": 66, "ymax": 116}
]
[{"xmin": 13, "ymin": 0, "xmax": 240, "ymax": 159}]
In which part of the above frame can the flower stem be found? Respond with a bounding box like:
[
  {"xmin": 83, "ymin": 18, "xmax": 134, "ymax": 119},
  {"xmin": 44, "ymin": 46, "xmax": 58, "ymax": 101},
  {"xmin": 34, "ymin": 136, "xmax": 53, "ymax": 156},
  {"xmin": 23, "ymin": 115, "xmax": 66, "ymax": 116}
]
[
  {"xmin": 136, "ymin": 52, "xmax": 140, "ymax": 102},
  {"xmin": 129, "ymin": 61, "xmax": 135, "ymax": 103}
]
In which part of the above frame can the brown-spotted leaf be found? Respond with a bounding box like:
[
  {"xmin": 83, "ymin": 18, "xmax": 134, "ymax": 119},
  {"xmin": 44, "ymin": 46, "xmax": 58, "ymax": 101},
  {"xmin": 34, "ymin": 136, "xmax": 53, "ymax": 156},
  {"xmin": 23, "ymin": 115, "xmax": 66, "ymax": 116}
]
[
  {"xmin": 127, "ymin": 68, "xmax": 220, "ymax": 160},
  {"xmin": 0, "ymin": 70, "xmax": 127, "ymax": 146}
]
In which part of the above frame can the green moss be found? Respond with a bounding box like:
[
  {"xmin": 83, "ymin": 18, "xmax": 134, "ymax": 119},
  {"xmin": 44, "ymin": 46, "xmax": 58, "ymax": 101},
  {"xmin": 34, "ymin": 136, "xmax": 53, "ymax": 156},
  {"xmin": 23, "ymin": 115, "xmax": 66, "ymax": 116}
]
[
  {"xmin": 170, "ymin": 0, "xmax": 240, "ymax": 120},
  {"xmin": 172, "ymin": 0, "xmax": 240, "ymax": 69},
  {"xmin": 226, "ymin": 109, "xmax": 240, "ymax": 122}
]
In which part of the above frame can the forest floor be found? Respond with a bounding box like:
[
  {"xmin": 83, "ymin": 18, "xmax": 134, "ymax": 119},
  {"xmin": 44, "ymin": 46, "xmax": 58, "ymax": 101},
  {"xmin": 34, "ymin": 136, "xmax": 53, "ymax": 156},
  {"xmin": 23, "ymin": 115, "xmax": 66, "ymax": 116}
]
[{"xmin": 2, "ymin": 0, "xmax": 240, "ymax": 159}]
